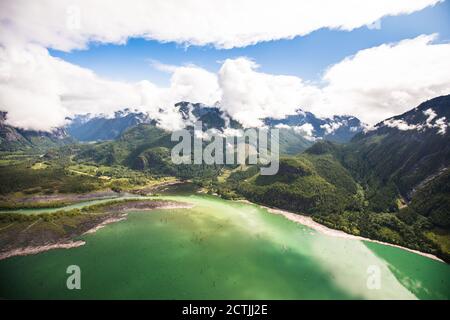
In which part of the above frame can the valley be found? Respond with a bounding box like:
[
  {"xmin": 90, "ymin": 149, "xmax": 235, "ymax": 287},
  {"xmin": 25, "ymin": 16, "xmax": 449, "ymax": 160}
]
[{"xmin": 0, "ymin": 95, "xmax": 449, "ymax": 299}]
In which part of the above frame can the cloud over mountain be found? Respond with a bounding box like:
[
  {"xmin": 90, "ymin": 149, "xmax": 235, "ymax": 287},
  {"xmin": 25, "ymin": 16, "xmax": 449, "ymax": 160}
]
[
  {"xmin": 0, "ymin": 44, "xmax": 141, "ymax": 131},
  {"xmin": 1, "ymin": 1, "xmax": 449, "ymax": 131},
  {"xmin": 312, "ymin": 34, "xmax": 450, "ymax": 124},
  {"xmin": 218, "ymin": 58, "xmax": 320, "ymax": 127}
]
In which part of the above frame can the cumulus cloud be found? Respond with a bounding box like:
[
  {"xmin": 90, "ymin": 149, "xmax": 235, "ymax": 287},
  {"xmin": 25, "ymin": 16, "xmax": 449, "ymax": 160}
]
[
  {"xmin": 321, "ymin": 122, "xmax": 344, "ymax": 135},
  {"xmin": 0, "ymin": 44, "xmax": 141, "ymax": 131},
  {"xmin": 137, "ymin": 64, "xmax": 221, "ymax": 130},
  {"xmin": 0, "ymin": 0, "xmax": 441, "ymax": 50},
  {"xmin": 2, "ymin": 35, "xmax": 450, "ymax": 131},
  {"xmin": 217, "ymin": 35, "xmax": 450, "ymax": 127},
  {"xmin": 218, "ymin": 57, "xmax": 320, "ymax": 127},
  {"xmin": 293, "ymin": 123, "xmax": 315, "ymax": 136},
  {"xmin": 383, "ymin": 119, "xmax": 420, "ymax": 131},
  {"xmin": 311, "ymin": 34, "xmax": 450, "ymax": 124},
  {"xmin": 0, "ymin": 45, "xmax": 220, "ymax": 131}
]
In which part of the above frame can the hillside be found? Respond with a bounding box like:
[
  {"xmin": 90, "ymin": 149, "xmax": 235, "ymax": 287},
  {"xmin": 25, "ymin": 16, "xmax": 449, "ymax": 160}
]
[
  {"xmin": 339, "ymin": 94, "xmax": 450, "ymax": 212},
  {"xmin": 64, "ymin": 102, "xmax": 365, "ymax": 155},
  {"xmin": 221, "ymin": 95, "xmax": 450, "ymax": 261},
  {"xmin": 0, "ymin": 112, "xmax": 73, "ymax": 152},
  {"xmin": 235, "ymin": 154, "xmax": 363, "ymax": 215},
  {"xmin": 74, "ymin": 122, "xmax": 223, "ymax": 179}
]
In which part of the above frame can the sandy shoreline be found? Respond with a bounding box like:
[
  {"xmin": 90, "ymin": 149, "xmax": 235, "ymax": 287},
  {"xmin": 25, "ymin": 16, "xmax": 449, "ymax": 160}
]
[
  {"xmin": 260, "ymin": 204, "xmax": 444, "ymax": 263},
  {"xmin": 0, "ymin": 241, "xmax": 86, "ymax": 260},
  {"xmin": 83, "ymin": 214, "xmax": 128, "ymax": 235}
]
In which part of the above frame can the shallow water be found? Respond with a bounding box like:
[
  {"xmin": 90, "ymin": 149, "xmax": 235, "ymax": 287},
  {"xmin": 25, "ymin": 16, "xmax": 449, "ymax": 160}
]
[{"xmin": 0, "ymin": 192, "xmax": 449, "ymax": 299}]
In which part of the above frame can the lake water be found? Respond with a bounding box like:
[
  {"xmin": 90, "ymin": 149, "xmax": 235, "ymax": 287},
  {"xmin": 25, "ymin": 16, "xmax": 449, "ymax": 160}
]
[{"xmin": 0, "ymin": 188, "xmax": 449, "ymax": 299}]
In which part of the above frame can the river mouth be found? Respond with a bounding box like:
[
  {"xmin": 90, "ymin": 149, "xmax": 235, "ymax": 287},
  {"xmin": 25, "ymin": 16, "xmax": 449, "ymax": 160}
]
[{"xmin": 0, "ymin": 183, "xmax": 449, "ymax": 299}]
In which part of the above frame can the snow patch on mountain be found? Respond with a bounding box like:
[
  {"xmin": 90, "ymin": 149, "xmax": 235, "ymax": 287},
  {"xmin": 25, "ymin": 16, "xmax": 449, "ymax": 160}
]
[
  {"xmin": 434, "ymin": 117, "xmax": 448, "ymax": 135},
  {"xmin": 383, "ymin": 119, "xmax": 420, "ymax": 131},
  {"xmin": 382, "ymin": 108, "xmax": 448, "ymax": 135}
]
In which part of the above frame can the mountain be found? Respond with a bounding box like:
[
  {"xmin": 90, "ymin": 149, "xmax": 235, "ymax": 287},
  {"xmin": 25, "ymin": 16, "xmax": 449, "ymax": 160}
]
[
  {"xmin": 66, "ymin": 108, "xmax": 154, "ymax": 142},
  {"xmin": 0, "ymin": 111, "xmax": 73, "ymax": 152},
  {"xmin": 67, "ymin": 103, "xmax": 240, "ymax": 143},
  {"xmin": 74, "ymin": 122, "xmax": 223, "ymax": 179},
  {"xmin": 74, "ymin": 123, "xmax": 169, "ymax": 165},
  {"xmin": 66, "ymin": 103, "xmax": 365, "ymax": 155},
  {"xmin": 175, "ymin": 102, "xmax": 242, "ymax": 131},
  {"xmin": 72, "ymin": 102, "xmax": 241, "ymax": 176},
  {"xmin": 72, "ymin": 102, "xmax": 369, "ymax": 177},
  {"xmin": 174, "ymin": 103, "xmax": 366, "ymax": 154},
  {"xmin": 339, "ymin": 94, "xmax": 450, "ymax": 212},
  {"xmin": 178, "ymin": 103, "xmax": 367, "ymax": 144},
  {"xmin": 223, "ymin": 94, "xmax": 450, "ymax": 261},
  {"xmin": 265, "ymin": 109, "xmax": 365, "ymax": 143},
  {"xmin": 236, "ymin": 154, "xmax": 362, "ymax": 215},
  {"xmin": 3, "ymin": 94, "xmax": 448, "ymax": 260}
]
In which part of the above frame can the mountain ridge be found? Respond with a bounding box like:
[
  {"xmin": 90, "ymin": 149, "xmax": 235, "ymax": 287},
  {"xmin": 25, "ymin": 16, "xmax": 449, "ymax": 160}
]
[{"xmin": 62, "ymin": 102, "xmax": 366, "ymax": 156}]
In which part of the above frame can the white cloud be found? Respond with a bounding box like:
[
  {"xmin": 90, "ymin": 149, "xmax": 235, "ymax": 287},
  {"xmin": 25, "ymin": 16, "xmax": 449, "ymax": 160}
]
[
  {"xmin": 0, "ymin": 0, "xmax": 440, "ymax": 50},
  {"xmin": 1, "ymin": 0, "xmax": 449, "ymax": 132},
  {"xmin": 0, "ymin": 44, "xmax": 141, "ymax": 131},
  {"xmin": 293, "ymin": 123, "xmax": 315, "ymax": 136},
  {"xmin": 218, "ymin": 57, "xmax": 320, "ymax": 127},
  {"xmin": 380, "ymin": 108, "xmax": 448, "ymax": 135},
  {"xmin": 137, "ymin": 64, "xmax": 221, "ymax": 130},
  {"xmin": 148, "ymin": 60, "xmax": 179, "ymax": 73},
  {"xmin": 311, "ymin": 34, "xmax": 450, "ymax": 124},
  {"xmin": 0, "ymin": 45, "xmax": 220, "ymax": 131},
  {"xmin": 423, "ymin": 108, "xmax": 437, "ymax": 124},
  {"xmin": 275, "ymin": 122, "xmax": 317, "ymax": 140},
  {"xmin": 274, "ymin": 124, "xmax": 291, "ymax": 130},
  {"xmin": 3, "ymin": 37, "xmax": 450, "ymax": 131},
  {"xmin": 434, "ymin": 117, "xmax": 448, "ymax": 135},
  {"xmin": 168, "ymin": 65, "xmax": 221, "ymax": 105},
  {"xmin": 321, "ymin": 122, "xmax": 343, "ymax": 135},
  {"xmin": 382, "ymin": 119, "xmax": 419, "ymax": 131},
  {"xmin": 421, "ymin": 108, "xmax": 448, "ymax": 135},
  {"xmin": 217, "ymin": 35, "xmax": 450, "ymax": 127}
]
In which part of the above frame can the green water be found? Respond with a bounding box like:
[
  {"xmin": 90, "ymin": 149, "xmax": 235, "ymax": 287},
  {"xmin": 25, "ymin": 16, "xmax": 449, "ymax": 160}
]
[{"xmin": 0, "ymin": 192, "xmax": 449, "ymax": 299}]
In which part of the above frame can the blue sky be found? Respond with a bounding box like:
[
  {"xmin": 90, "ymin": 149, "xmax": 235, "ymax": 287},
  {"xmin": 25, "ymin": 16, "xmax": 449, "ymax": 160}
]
[{"xmin": 50, "ymin": 0, "xmax": 450, "ymax": 86}]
